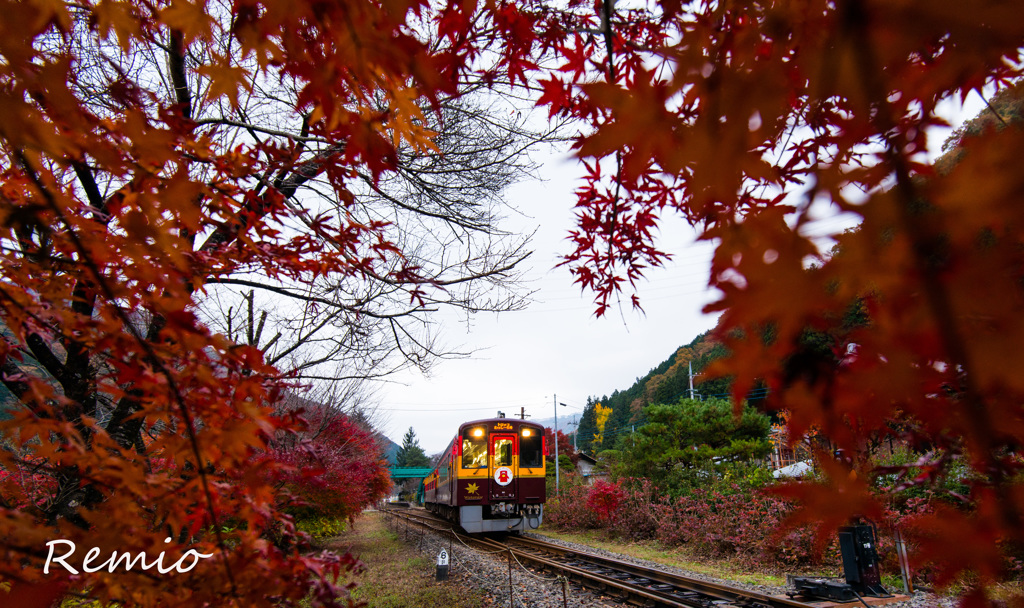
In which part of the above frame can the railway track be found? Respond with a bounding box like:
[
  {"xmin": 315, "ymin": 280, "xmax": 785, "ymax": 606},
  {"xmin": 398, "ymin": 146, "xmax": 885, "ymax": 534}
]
[{"xmin": 382, "ymin": 506, "xmax": 818, "ymax": 608}]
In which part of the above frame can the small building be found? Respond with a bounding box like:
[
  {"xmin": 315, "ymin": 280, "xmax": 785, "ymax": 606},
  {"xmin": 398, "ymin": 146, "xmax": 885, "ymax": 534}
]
[
  {"xmin": 575, "ymin": 453, "xmax": 601, "ymax": 483},
  {"xmin": 768, "ymin": 426, "xmax": 812, "ymax": 471}
]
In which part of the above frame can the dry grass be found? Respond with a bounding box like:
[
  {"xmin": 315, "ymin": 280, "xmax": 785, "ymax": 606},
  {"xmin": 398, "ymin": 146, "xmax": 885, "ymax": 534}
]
[
  {"xmin": 532, "ymin": 528, "xmax": 1024, "ymax": 603},
  {"xmin": 327, "ymin": 511, "xmax": 486, "ymax": 608},
  {"xmin": 532, "ymin": 527, "xmax": 794, "ymax": 588}
]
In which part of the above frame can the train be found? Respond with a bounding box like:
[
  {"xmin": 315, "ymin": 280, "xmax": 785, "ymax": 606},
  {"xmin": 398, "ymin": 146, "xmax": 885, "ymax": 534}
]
[{"xmin": 422, "ymin": 416, "xmax": 546, "ymax": 533}]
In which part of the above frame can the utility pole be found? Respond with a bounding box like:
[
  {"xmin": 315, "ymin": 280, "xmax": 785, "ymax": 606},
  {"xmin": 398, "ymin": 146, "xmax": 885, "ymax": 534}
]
[
  {"xmin": 688, "ymin": 361, "xmax": 695, "ymax": 400},
  {"xmin": 553, "ymin": 394, "xmax": 560, "ymax": 497},
  {"xmin": 570, "ymin": 416, "xmax": 578, "ymax": 451}
]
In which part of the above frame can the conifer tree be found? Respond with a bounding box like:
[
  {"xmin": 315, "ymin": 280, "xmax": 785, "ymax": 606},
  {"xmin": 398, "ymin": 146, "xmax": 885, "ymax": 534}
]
[
  {"xmin": 620, "ymin": 398, "xmax": 772, "ymax": 490},
  {"xmin": 576, "ymin": 399, "xmax": 599, "ymax": 455},
  {"xmin": 395, "ymin": 427, "xmax": 430, "ymax": 468}
]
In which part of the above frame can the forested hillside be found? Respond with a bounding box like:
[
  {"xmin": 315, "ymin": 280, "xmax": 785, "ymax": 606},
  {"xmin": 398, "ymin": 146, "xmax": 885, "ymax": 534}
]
[{"xmin": 576, "ymin": 329, "xmax": 756, "ymax": 455}]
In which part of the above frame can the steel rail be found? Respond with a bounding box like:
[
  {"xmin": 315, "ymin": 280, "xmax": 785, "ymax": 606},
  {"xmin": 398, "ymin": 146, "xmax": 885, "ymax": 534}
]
[
  {"xmin": 507, "ymin": 535, "xmax": 816, "ymax": 608},
  {"xmin": 472, "ymin": 534, "xmax": 701, "ymax": 607},
  {"xmin": 381, "ymin": 507, "xmax": 817, "ymax": 608}
]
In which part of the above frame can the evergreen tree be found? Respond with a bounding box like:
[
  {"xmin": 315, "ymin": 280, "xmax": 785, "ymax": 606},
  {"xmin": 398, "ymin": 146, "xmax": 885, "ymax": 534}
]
[
  {"xmin": 395, "ymin": 427, "xmax": 431, "ymax": 468},
  {"xmin": 576, "ymin": 399, "xmax": 599, "ymax": 455},
  {"xmin": 618, "ymin": 397, "xmax": 772, "ymax": 492}
]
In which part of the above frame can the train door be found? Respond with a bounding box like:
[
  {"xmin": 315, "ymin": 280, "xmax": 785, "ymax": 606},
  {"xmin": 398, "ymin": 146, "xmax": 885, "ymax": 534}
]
[
  {"xmin": 489, "ymin": 434, "xmax": 517, "ymax": 501},
  {"xmin": 447, "ymin": 450, "xmax": 455, "ymax": 503}
]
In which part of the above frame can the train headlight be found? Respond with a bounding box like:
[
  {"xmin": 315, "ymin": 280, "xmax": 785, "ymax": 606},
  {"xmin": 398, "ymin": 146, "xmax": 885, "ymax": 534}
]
[
  {"xmin": 471, "ymin": 427, "xmax": 484, "ymax": 438},
  {"xmin": 521, "ymin": 429, "xmax": 532, "ymax": 437}
]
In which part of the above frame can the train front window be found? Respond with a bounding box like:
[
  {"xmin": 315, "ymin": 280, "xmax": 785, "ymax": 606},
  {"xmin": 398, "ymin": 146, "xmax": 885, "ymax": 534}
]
[
  {"xmin": 519, "ymin": 428, "xmax": 542, "ymax": 468},
  {"xmin": 493, "ymin": 438, "xmax": 513, "ymax": 467},
  {"xmin": 462, "ymin": 428, "xmax": 487, "ymax": 468}
]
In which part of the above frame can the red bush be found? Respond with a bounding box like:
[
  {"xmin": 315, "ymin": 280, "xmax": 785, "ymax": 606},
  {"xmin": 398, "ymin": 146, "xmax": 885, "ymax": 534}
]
[
  {"xmin": 586, "ymin": 479, "xmax": 627, "ymax": 524},
  {"xmin": 544, "ymin": 474, "xmax": 952, "ymax": 579},
  {"xmin": 605, "ymin": 478, "xmax": 662, "ymax": 541},
  {"xmin": 270, "ymin": 414, "xmax": 391, "ymax": 522},
  {"xmin": 546, "ymin": 477, "xmax": 832, "ymax": 571},
  {"xmin": 544, "ymin": 483, "xmax": 601, "ymax": 530}
]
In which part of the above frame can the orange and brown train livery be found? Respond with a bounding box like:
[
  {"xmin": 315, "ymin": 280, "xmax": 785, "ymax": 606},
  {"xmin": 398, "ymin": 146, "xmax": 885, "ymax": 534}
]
[{"xmin": 423, "ymin": 417, "xmax": 545, "ymax": 533}]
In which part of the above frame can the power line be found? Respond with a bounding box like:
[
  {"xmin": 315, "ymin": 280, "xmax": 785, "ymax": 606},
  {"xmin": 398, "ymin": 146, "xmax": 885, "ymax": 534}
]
[
  {"xmin": 376, "ymin": 406, "xmax": 521, "ymax": 412},
  {"xmin": 381, "ymin": 396, "xmax": 547, "ymax": 407}
]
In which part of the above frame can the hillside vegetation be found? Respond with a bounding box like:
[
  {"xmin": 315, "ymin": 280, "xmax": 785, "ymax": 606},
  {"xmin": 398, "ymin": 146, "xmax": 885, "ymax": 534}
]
[
  {"xmin": 548, "ymin": 325, "xmax": 937, "ymax": 585},
  {"xmin": 575, "ymin": 331, "xmax": 739, "ymax": 456}
]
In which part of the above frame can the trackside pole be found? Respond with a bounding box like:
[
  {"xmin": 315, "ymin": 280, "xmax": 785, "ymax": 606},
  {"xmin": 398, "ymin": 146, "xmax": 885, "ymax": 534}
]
[
  {"xmin": 436, "ymin": 548, "xmax": 449, "ymax": 581},
  {"xmin": 895, "ymin": 528, "xmax": 913, "ymax": 594}
]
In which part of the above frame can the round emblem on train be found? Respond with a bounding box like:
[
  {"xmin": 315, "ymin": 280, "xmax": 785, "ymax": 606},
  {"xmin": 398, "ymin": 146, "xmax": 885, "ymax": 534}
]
[
  {"xmin": 494, "ymin": 466, "xmax": 513, "ymax": 486},
  {"xmin": 422, "ymin": 416, "xmax": 546, "ymax": 533}
]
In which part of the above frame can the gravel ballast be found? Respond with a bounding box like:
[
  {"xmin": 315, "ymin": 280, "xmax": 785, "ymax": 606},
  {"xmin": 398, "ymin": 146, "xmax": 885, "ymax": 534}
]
[
  {"xmin": 384, "ymin": 512, "xmax": 957, "ymax": 608},
  {"xmin": 521, "ymin": 530, "xmax": 959, "ymax": 608},
  {"xmin": 384, "ymin": 513, "xmax": 618, "ymax": 607}
]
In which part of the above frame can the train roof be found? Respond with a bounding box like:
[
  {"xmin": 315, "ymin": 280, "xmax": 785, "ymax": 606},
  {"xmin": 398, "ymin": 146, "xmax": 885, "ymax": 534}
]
[{"xmin": 458, "ymin": 418, "xmax": 544, "ymax": 430}]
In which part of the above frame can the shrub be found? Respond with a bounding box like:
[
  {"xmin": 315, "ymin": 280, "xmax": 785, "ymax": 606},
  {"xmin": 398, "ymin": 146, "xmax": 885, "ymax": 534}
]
[
  {"xmin": 543, "ymin": 483, "xmax": 601, "ymax": 530},
  {"xmin": 586, "ymin": 479, "xmax": 626, "ymax": 524},
  {"xmin": 546, "ymin": 472, "xmax": 835, "ymax": 572},
  {"xmin": 544, "ymin": 459, "xmax": 971, "ymax": 579},
  {"xmin": 605, "ymin": 478, "xmax": 661, "ymax": 541},
  {"xmin": 271, "ymin": 415, "xmax": 391, "ymax": 522},
  {"xmin": 295, "ymin": 515, "xmax": 347, "ymax": 540}
]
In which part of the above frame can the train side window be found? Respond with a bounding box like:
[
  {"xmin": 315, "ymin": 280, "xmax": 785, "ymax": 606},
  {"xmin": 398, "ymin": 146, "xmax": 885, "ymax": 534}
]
[
  {"xmin": 519, "ymin": 430, "xmax": 542, "ymax": 468},
  {"xmin": 494, "ymin": 438, "xmax": 513, "ymax": 467},
  {"xmin": 462, "ymin": 430, "xmax": 487, "ymax": 468}
]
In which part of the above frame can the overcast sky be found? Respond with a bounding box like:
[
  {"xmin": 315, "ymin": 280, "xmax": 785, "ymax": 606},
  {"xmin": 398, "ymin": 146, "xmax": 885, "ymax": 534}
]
[{"xmin": 376, "ymin": 94, "xmax": 985, "ymax": 455}]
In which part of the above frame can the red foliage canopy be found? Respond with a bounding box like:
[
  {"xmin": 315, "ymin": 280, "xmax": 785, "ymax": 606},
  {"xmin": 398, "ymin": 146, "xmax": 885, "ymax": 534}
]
[
  {"xmin": 544, "ymin": 427, "xmax": 575, "ymax": 464},
  {"xmin": 523, "ymin": 1, "xmax": 1024, "ymax": 603},
  {"xmin": 271, "ymin": 412, "xmax": 391, "ymax": 523},
  {"xmin": 0, "ymin": 1, "xmax": 540, "ymax": 606},
  {"xmin": 3, "ymin": 0, "xmax": 1023, "ymax": 606}
]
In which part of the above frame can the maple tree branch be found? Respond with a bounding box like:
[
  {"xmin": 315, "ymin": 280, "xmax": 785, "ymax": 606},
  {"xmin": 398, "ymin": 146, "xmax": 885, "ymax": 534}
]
[
  {"xmin": 840, "ymin": 0, "xmax": 1021, "ymax": 535},
  {"xmin": 288, "ymin": 371, "xmax": 402, "ymax": 382},
  {"xmin": 16, "ymin": 152, "xmax": 240, "ymax": 595},
  {"xmin": 71, "ymin": 161, "xmax": 107, "ymax": 217},
  {"xmin": 267, "ymin": 312, "xmax": 345, "ymax": 368},
  {"xmin": 0, "ymin": 214, "xmax": 96, "ymax": 435},
  {"xmin": 283, "ymin": 351, "xmax": 339, "ymax": 374},
  {"xmin": 168, "ymin": 29, "xmax": 192, "ymax": 119},
  {"xmin": 357, "ymin": 171, "xmax": 491, "ymax": 232},
  {"xmin": 197, "ymin": 142, "xmax": 345, "ymax": 254},
  {"xmin": 601, "ymin": 0, "xmax": 617, "ymax": 83},
  {"xmin": 0, "ymin": 358, "xmax": 33, "ymax": 409},
  {"xmin": 24, "ymin": 333, "xmax": 65, "ymax": 382},
  {"xmin": 273, "ymin": 145, "xmax": 345, "ymax": 198},
  {"xmin": 192, "ymin": 117, "xmax": 329, "ymax": 143},
  {"xmin": 389, "ymin": 317, "xmax": 436, "ymax": 368},
  {"xmin": 246, "ymin": 289, "xmax": 255, "ymax": 347},
  {"xmin": 206, "ymin": 278, "xmax": 433, "ymax": 319}
]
